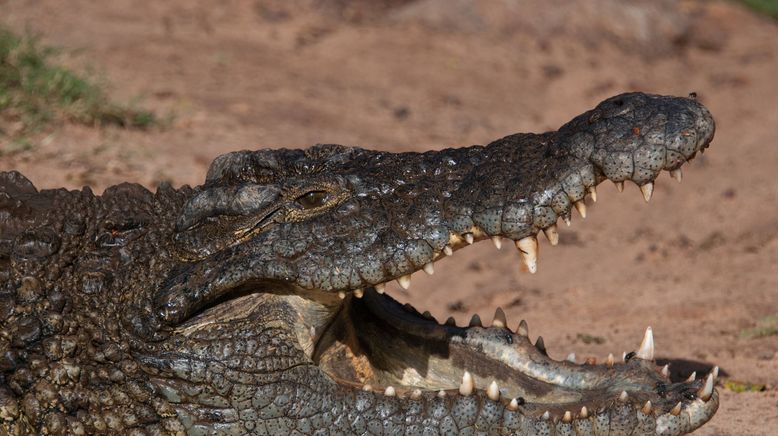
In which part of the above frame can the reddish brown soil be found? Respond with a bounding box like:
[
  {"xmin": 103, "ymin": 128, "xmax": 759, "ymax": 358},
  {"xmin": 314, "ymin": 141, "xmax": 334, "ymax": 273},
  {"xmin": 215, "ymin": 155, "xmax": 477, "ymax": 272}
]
[{"xmin": 2, "ymin": 0, "xmax": 777, "ymax": 433}]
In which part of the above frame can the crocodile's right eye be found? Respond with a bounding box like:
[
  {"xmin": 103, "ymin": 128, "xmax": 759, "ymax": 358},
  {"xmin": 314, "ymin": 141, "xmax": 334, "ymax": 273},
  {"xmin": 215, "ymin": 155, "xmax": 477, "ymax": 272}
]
[{"xmin": 296, "ymin": 190, "xmax": 329, "ymax": 209}]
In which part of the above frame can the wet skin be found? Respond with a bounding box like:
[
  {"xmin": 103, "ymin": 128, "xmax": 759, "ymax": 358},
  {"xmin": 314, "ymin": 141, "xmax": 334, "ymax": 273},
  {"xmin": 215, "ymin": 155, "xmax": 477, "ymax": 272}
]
[{"xmin": 0, "ymin": 92, "xmax": 718, "ymax": 434}]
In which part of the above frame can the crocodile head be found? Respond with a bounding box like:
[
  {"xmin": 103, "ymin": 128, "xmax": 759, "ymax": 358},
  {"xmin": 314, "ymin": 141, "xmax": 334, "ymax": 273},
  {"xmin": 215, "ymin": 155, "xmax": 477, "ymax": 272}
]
[{"xmin": 143, "ymin": 92, "xmax": 717, "ymax": 434}]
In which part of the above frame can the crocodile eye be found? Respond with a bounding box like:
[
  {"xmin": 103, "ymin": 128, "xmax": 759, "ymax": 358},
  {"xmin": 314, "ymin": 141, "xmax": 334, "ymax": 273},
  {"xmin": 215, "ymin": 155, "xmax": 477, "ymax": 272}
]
[{"xmin": 296, "ymin": 190, "xmax": 329, "ymax": 209}]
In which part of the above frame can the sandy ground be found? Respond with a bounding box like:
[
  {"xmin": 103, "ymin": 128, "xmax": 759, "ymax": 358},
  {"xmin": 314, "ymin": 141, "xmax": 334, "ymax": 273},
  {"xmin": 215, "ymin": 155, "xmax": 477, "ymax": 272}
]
[{"xmin": 2, "ymin": 0, "xmax": 777, "ymax": 434}]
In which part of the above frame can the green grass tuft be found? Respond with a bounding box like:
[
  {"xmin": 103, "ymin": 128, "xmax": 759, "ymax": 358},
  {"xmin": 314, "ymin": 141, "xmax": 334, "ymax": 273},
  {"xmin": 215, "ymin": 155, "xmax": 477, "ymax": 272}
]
[
  {"xmin": 738, "ymin": 0, "xmax": 778, "ymax": 19},
  {"xmin": 739, "ymin": 314, "xmax": 778, "ymax": 339},
  {"xmin": 0, "ymin": 26, "xmax": 159, "ymax": 148}
]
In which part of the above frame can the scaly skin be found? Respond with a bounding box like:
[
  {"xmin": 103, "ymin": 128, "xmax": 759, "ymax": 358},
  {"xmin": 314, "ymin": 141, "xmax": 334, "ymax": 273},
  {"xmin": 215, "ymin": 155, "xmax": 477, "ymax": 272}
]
[{"xmin": 0, "ymin": 93, "xmax": 717, "ymax": 435}]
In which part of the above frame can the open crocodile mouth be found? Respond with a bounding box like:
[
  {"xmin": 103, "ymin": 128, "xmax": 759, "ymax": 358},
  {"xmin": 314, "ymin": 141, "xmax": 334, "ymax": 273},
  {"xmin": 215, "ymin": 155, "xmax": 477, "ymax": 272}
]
[{"xmin": 153, "ymin": 92, "xmax": 720, "ymax": 434}]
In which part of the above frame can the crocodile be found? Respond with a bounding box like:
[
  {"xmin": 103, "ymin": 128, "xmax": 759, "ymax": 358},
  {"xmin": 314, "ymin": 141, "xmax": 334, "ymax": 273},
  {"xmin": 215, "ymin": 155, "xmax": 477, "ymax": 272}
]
[{"xmin": 0, "ymin": 92, "xmax": 718, "ymax": 435}]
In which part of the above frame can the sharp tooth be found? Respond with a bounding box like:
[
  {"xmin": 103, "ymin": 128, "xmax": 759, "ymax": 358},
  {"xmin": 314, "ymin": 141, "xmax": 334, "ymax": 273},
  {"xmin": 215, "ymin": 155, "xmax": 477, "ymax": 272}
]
[
  {"xmin": 410, "ymin": 389, "xmax": 422, "ymax": 400},
  {"xmin": 353, "ymin": 288, "xmax": 364, "ymax": 298},
  {"xmin": 535, "ymin": 336, "xmax": 547, "ymax": 355},
  {"xmin": 515, "ymin": 236, "xmax": 538, "ymax": 274},
  {"xmin": 698, "ymin": 372, "xmax": 714, "ymax": 401},
  {"xmin": 487, "ymin": 380, "xmax": 500, "ymax": 401},
  {"xmin": 464, "ymin": 233, "xmax": 474, "ymax": 245},
  {"xmin": 614, "ymin": 181, "xmax": 625, "ymax": 192},
  {"xmin": 338, "ymin": 291, "xmax": 346, "ymax": 300},
  {"xmin": 670, "ymin": 402, "xmax": 682, "ymax": 416},
  {"xmin": 574, "ymin": 200, "xmax": 587, "ymax": 218},
  {"xmin": 563, "ymin": 215, "xmax": 572, "ymax": 226},
  {"xmin": 375, "ymin": 283, "xmax": 385, "ymax": 294},
  {"xmin": 397, "ymin": 275, "xmax": 412, "ymax": 290},
  {"xmin": 622, "ymin": 351, "xmax": 627, "ymax": 362},
  {"xmin": 661, "ymin": 364, "xmax": 670, "ymax": 378},
  {"xmin": 443, "ymin": 245, "xmax": 453, "ymax": 256},
  {"xmin": 459, "ymin": 371, "xmax": 475, "ymax": 396},
  {"xmin": 562, "ymin": 411, "xmax": 572, "ymax": 423},
  {"xmin": 517, "ymin": 319, "xmax": 529, "ymax": 336},
  {"xmin": 469, "ymin": 314, "xmax": 482, "ymax": 327},
  {"xmin": 384, "ymin": 386, "xmax": 396, "ymax": 396},
  {"xmin": 606, "ymin": 353, "xmax": 615, "ymax": 367},
  {"xmin": 686, "ymin": 372, "xmax": 696, "ymax": 383},
  {"xmin": 712, "ymin": 366, "xmax": 719, "ymax": 379},
  {"xmin": 580, "ymin": 406, "xmax": 589, "ymax": 419},
  {"xmin": 445, "ymin": 316, "xmax": 457, "ymax": 326},
  {"xmin": 670, "ymin": 168, "xmax": 683, "ymax": 182},
  {"xmin": 642, "ymin": 400, "xmax": 652, "ymax": 415},
  {"xmin": 640, "ymin": 182, "xmax": 654, "ymax": 202},
  {"xmin": 636, "ymin": 326, "xmax": 654, "ymax": 361},
  {"xmin": 423, "ymin": 262, "xmax": 435, "ymax": 275},
  {"xmin": 588, "ymin": 186, "xmax": 597, "ymax": 202},
  {"xmin": 508, "ymin": 398, "xmax": 520, "ymax": 411},
  {"xmin": 542, "ymin": 411, "xmax": 550, "ymax": 420},
  {"xmin": 362, "ymin": 384, "xmax": 372, "ymax": 391},
  {"xmin": 566, "ymin": 352, "xmax": 576, "ymax": 363},
  {"xmin": 491, "ymin": 236, "xmax": 503, "ymax": 250},
  {"xmin": 543, "ymin": 224, "xmax": 559, "ymax": 246},
  {"xmin": 619, "ymin": 391, "xmax": 629, "ymax": 402},
  {"xmin": 437, "ymin": 390, "xmax": 446, "ymax": 398},
  {"xmin": 492, "ymin": 307, "xmax": 507, "ymax": 328}
]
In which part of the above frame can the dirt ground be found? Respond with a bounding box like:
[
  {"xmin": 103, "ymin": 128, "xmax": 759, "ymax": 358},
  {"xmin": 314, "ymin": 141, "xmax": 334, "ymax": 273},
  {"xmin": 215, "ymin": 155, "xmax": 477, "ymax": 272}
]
[{"xmin": 2, "ymin": 0, "xmax": 777, "ymax": 434}]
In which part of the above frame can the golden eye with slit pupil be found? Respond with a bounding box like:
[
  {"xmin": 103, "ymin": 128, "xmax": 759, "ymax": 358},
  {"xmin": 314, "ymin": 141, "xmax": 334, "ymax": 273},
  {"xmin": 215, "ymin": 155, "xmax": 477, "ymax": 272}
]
[{"xmin": 296, "ymin": 191, "xmax": 329, "ymax": 209}]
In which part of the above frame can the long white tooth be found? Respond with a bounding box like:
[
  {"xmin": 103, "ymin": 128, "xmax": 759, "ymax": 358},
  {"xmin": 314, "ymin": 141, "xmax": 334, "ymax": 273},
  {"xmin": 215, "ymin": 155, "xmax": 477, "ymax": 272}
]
[
  {"xmin": 636, "ymin": 326, "xmax": 654, "ymax": 360},
  {"xmin": 353, "ymin": 288, "xmax": 364, "ymax": 298},
  {"xmin": 670, "ymin": 402, "xmax": 682, "ymax": 416},
  {"xmin": 566, "ymin": 352, "xmax": 576, "ymax": 363},
  {"xmin": 670, "ymin": 168, "xmax": 683, "ymax": 183},
  {"xmin": 642, "ymin": 400, "xmax": 652, "ymax": 415},
  {"xmin": 543, "ymin": 224, "xmax": 559, "ymax": 246},
  {"xmin": 410, "ymin": 389, "xmax": 422, "ymax": 400},
  {"xmin": 713, "ymin": 366, "xmax": 719, "ymax": 379},
  {"xmin": 515, "ymin": 236, "xmax": 538, "ymax": 274},
  {"xmin": 375, "ymin": 283, "xmax": 386, "ymax": 294},
  {"xmin": 562, "ymin": 411, "xmax": 572, "ymax": 423},
  {"xmin": 492, "ymin": 307, "xmax": 507, "ymax": 328},
  {"xmin": 588, "ymin": 186, "xmax": 598, "ymax": 202},
  {"xmin": 622, "ymin": 351, "xmax": 627, "ymax": 362},
  {"xmin": 606, "ymin": 353, "xmax": 615, "ymax": 367},
  {"xmin": 698, "ymin": 372, "xmax": 714, "ymax": 401},
  {"xmin": 618, "ymin": 391, "xmax": 629, "ymax": 402},
  {"xmin": 459, "ymin": 371, "xmax": 474, "ymax": 396},
  {"xmin": 384, "ymin": 386, "xmax": 396, "ymax": 396},
  {"xmin": 686, "ymin": 371, "xmax": 696, "ymax": 383},
  {"xmin": 517, "ymin": 319, "xmax": 529, "ymax": 336},
  {"xmin": 338, "ymin": 291, "xmax": 346, "ymax": 300},
  {"xmin": 487, "ymin": 380, "xmax": 500, "ymax": 401},
  {"xmin": 464, "ymin": 233, "xmax": 474, "ymax": 245},
  {"xmin": 661, "ymin": 364, "xmax": 670, "ymax": 378},
  {"xmin": 574, "ymin": 200, "xmax": 587, "ymax": 218},
  {"xmin": 640, "ymin": 182, "xmax": 654, "ymax": 202},
  {"xmin": 397, "ymin": 275, "xmax": 412, "ymax": 290},
  {"xmin": 423, "ymin": 262, "xmax": 435, "ymax": 275},
  {"xmin": 614, "ymin": 181, "xmax": 625, "ymax": 192},
  {"xmin": 542, "ymin": 411, "xmax": 550, "ymax": 420},
  {"xmin": 491, "ymin": 236, "xmax": 503, "ymax": 250},
  {"xmin": 469, "ymin": 314, "xmax": 482, "ymax": 327},
  {"xmin": 508, "ymin": 398, "xmax": 519, "ymax": 411},
  {"xmin": 580, "ymin": 406, "xmax": 589, "ymax": 419},
  {"xmin": 443, "ymin": 245, "xmax": 453, "ymax": 256}
]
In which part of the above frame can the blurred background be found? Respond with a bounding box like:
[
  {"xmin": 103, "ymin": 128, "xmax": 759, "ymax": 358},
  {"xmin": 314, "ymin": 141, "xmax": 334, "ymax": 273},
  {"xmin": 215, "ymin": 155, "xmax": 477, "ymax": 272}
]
[{"xmin": 1, "ymin": 1, "xmax": 777, "ymax": 433}]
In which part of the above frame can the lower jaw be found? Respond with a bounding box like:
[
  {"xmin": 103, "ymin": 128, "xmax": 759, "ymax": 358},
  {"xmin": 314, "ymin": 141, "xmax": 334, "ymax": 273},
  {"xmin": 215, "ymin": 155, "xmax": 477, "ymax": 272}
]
[{"xmin": 311, "ymin": 288, "xmax": 698, "ymax": 416}]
